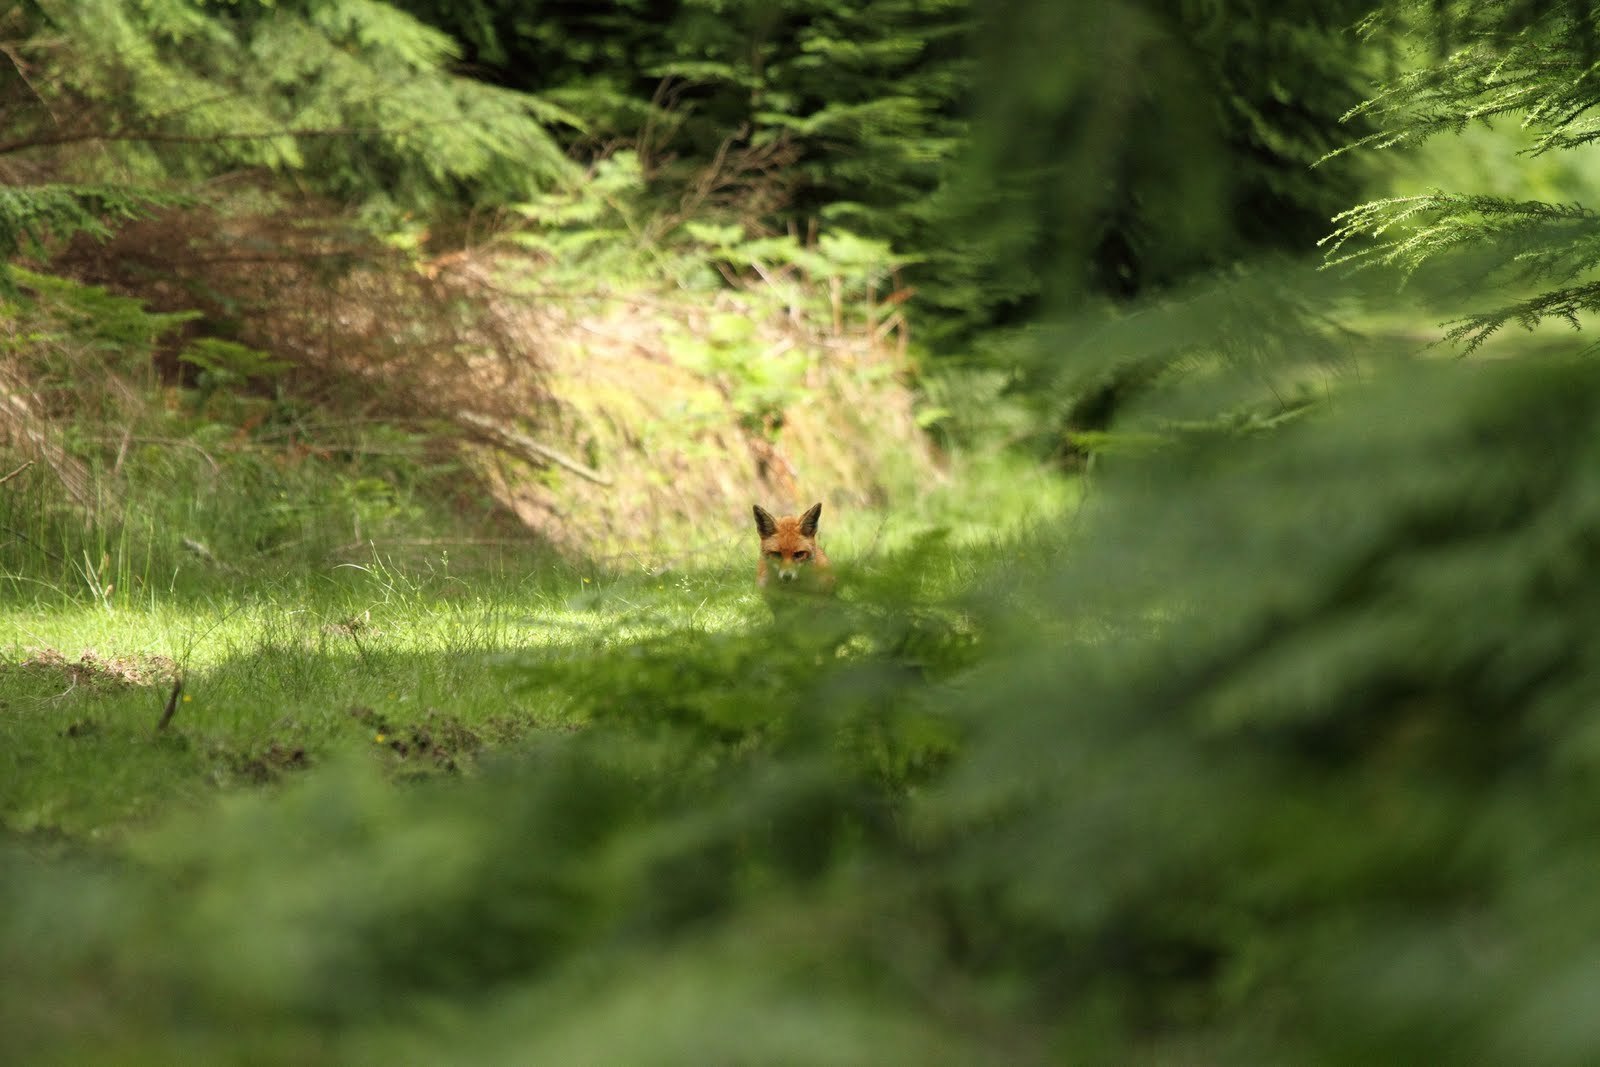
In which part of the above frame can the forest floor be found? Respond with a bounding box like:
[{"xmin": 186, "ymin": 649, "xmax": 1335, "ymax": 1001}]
[
  {"xmin": 0, "ymin": 453, "xmax": 1073, "ymax": 844},
  {"xmin": 0, "ymin": 448, "xmax": 1073, "ymax": 1062}
]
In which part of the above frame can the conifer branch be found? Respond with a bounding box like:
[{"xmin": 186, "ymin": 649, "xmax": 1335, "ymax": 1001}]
[
  {"xmin": 1442, "ymin": 280, "xmax": 1600, "ymax": 353},
  {"xmin": 1326, "ymin": 5, "xmax": 1600, "ymax": 357}
]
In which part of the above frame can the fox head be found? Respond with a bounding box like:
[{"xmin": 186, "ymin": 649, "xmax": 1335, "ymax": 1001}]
[{"xmin": 753, "ymin": 502, "xmax": 824, "ymax": 584}]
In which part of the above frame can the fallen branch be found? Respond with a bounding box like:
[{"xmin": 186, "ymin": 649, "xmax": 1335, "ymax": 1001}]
[
  {"xmin": 0, "ymin": 460, "xmax": 32, "ymax": 487},
  {"xmin": 180, "ymin": 536, "xmax": 241, "ymax": 572},
  {"xmin": 457, "ymin": 410, "xmax": 612, "ymax": 486}
]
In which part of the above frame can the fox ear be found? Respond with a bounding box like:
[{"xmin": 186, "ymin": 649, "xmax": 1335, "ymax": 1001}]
[
  {"xmin": 753, "ymin": 505, "xmax": 778, "ymax": 537},
  {"xmin": 799, "ymin": 502, "xmax": 822, "ymax": 537}
]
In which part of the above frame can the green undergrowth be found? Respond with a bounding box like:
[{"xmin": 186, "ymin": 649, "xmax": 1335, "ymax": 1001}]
[
  {"xmin": 9, "ymin": 352, "xmax": 1600, "ymax": 1058},
  {"xmin": 0, "ymin": 567, "xmax": 682, "ymax": 836},
  {"xmin": 0, "ymin": 448, "xmax": 1072, "ymax": 842},
  {"xmin": 0, "ymin": 484, "xmax": 1052, "ymax": 1060},
  {"xmin": 0, "ymin": 267, "xmax": 1072, "ymax": 844}
]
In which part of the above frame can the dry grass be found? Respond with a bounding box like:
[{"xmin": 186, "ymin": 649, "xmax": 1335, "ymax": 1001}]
[
  {"xmin": 46, "ymin": 201, "xmax": 938, "ymax": 561},
  {"xmin": 449, "ymin": 253, "xmax": 937, "ymax": 560},
  {"xmin": 9, "ymin": 646, "xmax": 179, "ymax": 688}
]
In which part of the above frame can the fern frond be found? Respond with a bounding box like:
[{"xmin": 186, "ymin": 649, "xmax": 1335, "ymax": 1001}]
[{"xmin": 0, "ymin": 185, "xmax": 173, "ymax": 289}]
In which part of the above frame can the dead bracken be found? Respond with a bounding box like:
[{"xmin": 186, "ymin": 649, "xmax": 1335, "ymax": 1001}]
[{"xmin": 10, "ymin": 647, "xmax": 180, "ymax": 689}]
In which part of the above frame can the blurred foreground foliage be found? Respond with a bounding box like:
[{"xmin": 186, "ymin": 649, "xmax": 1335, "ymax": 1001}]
[
  {"xmin": 9, "ymin": 347, "xmax": 1600, "ymax": 1061},
  {"xmin": 11, "ymin": 0, "xmax": 1600, "ymax": 1061}
]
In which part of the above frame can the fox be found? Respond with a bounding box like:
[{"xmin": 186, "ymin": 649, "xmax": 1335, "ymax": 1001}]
[{"xmin": 753, "ymin": 502, "xmax": 834, "ymax": 593}]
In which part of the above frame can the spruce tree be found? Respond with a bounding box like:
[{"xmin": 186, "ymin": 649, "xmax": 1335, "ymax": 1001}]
[
  {"xmin": 391, "ymin": 0, "xmax": 971, "ymax": 294},
  {"xmin": 952, "ymin": 0, "xmax": 1382, "ymax": 459},
  {"xmin": 1323, "ymin": 0, "xmax": 1600, "ymax": 350},
  {"xmin": 8, "ymin": 1, "xmax": 578, "ymax": 222}
]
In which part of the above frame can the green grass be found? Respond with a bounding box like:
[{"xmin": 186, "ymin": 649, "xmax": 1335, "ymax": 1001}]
[
  {"xmin": 13, "ymin": 350, "xmax": 1600, "ymax": 1062},
  {"xmin": 0, "ymin": 431, "xmax": 1080, "ymax": 1063},
  {"xmin": 0, "ymin": 448, "xmax": 1075, "ymax": 843},
  {"xmin": 0, "ymin": 562, "xmax": 738, "ymax": 836}
]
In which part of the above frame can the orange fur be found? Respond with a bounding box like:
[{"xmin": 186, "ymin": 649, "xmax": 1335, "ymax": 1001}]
[{"xmin": 752, "ymin": 502, "xmax": 834, "ymax": 592}]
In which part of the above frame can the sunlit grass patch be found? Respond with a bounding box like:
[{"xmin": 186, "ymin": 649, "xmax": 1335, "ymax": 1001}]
[
  {"xmin": 0, "ymin": 554, "xmax": 761, "ymax": 838},
  {"xmin": 0, "ymin": 438, "xmax": 1070, "ymax": 849}
]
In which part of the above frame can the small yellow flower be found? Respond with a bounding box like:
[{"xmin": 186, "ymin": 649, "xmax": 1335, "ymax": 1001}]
[
  {"xmin": 182, "ymin": 694, "xmax": 193, "ymax": 703},
  {"xmin": 374, "ymin": 732, "xmax": 386, "ymax": 743}
]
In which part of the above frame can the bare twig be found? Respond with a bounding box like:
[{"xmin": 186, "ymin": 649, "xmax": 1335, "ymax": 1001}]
[
  {"xmin": 111, "ymin": 428, "xmax": 131, "ymax": 476},
  {"xmin": 0, "ymin": 460, "xmax": 32, "ymax": 486},
  {"xmin": 330, "ymin": 537, "xmax": 533, "ymax": 550},
  {"xmin": 85, "ymin": 435, "xmax": 222, "ymax": 476},
  {"xmin": 0, "ymin": 378, "xmax": 105, "ymax": 514},
  {"xmin": 181, "ymin": 537, "xmax": 222, "ymax": 565},
  {"xmin": 0, "ymin": 42, "xmax": 54, "ymax": 119},
  {"xmin": 457, "ymin": 410, "xmax": 612, "ymax": 486}
]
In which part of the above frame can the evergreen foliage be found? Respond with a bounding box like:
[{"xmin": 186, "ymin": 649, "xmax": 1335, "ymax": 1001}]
[
  {"xmin": 872, "ymin": 0, "xmax": 1375, "ymax": 339},
  {"xmin": 928, "ymin": 352, "xmax": 1600, "ymax": 1060},
  {"xmin": 15, "ymin": 0, "xmax": 579, "ymax": 217},
  {"xmin": 966, "ymin": 0, "xmax": 1375, "ymax": 315},
  {"xmin": 393, "ymin": 0, "xmax": 969, "ymax": 217},
  {"xmin": 1324, "ymin": 0, "xmax": 1600, "ymax": 349},
  {"xmin": 0, "ymin": 186, "xmax": 168, "ymax": 290},
  {"xmin": 15, "ymin": 1, "xmax": 1600, "ymax": 1060},
  {"xmin": 9, "ymin": 347, "xmax": 1600, "ymax": 1060},
  {"xmin": 392, "ymin": 1, "xmax": 1379, "ymax": 348},
  {"xmin": 393, "ymin": 0, "xmax": 969, "ymax": 307},
  {"xmin": 952, "ymin": 0, "xmax": 1384, "ymax": 459}
]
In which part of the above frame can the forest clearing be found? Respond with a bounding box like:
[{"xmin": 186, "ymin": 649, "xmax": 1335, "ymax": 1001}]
[{"xmin": 5, "ymin": 2, "xmax": 1600, "ymax": 1061}]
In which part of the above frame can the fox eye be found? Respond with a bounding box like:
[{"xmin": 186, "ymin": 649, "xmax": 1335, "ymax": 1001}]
[
  {"xmin": 792, "ymin": 550, "xmax": 809, "ymax": 561},
  {"xmin": 766, "ymin": 550, "xmax": 782, "ymax": 559}
]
